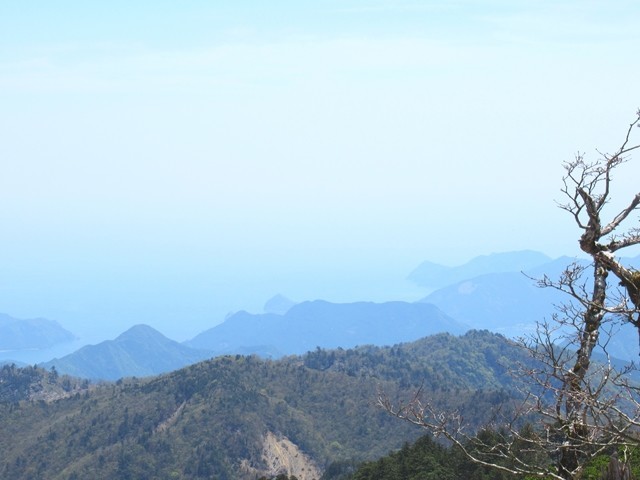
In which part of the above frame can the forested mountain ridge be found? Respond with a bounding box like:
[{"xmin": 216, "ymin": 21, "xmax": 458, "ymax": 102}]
[
  {"xmin": 0, "ymin": 330, "xmax": 526, "ymax": 480},
  {"xmin": 345, "ymin": 433, "xmax": 515, "ymax": 480},
  {"xmin": 0, "ymin": 363, "xmax": 89, "ymax": 403},
  {"xmin": 303, "ymin": 330, "xmax": 521, "ymax": 391},
  {"xmin": 344, "ymin": 429, "xmax": 640, "ymax": 480}
]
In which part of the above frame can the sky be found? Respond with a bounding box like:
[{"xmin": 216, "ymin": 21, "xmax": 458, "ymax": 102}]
[{"xmin": 1, "ymin": 1, "xmax": 639, "ymax": 342}]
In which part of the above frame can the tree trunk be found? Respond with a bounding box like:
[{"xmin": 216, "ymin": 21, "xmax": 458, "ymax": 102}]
[{"xmin": 601, "ymin": 453, "xmax": 633, "ymax": 480}]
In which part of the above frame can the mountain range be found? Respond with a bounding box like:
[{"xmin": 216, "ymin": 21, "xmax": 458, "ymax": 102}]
[
  {"xmin": 186, "ymin": 300, "xmax": 467, "ymax": 356},
  {"xmin": 3, "ymin": 250, "xmax": 638, "ymax": 380},
  {"xmin": 41, "ymin": 301, "xmax": 466, "ymax": 380},
  {"xmin": 3, "ymin": 249, "xmax": 639, "ymax": 478},
  {"xmin": 0, "ymin": 330, "xmax": 526, "ymax": 480}
]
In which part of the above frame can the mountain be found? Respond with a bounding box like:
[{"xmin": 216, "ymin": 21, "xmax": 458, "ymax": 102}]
[
  {"xmin": 417, "ymin": 256, "xmax": 590, "ymax": 337},
  {"xmin": 419, "ymin": 271, "xmax": 562, "ymax": 336},
  {"xmin": 0, "ymin": 313, "xmax": 75, "ymax": 350},
  {"xmin": 42, "ymin": 324, "xmax": 213, "ymax": 380},
  {"xmin": 418, "ymin": 255, "xmax": 640, "ymax": 360},
  {"xmin": 263, "ymin": 294, "xmax": 296, "ymax": 314},
  {"xmin": 524, "ymin": 255, "xmax": 589, "ymax": 279},
  {"xmin": 186, "ymin": 300, "xmax": 468, "ymax": 356},
  {"xmin": 0, "ymin": 330, "xmax": 527, "ymax": 480},
  {"xmin": 408, "ymin": 250, "xmax": 552, "ymax": 289}
]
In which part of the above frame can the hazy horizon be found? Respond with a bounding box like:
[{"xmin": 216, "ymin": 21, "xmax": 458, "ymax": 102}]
[{"xmin": 1, "ymin": 2, "xmax": 639, "ymax": 342}]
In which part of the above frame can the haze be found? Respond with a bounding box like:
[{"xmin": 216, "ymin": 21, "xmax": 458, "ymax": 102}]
[{"xmin": 1, "ymin": 1, "xmax": 639, "ymax": 342}]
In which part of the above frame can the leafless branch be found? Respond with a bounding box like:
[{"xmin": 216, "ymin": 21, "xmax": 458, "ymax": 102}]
[{"xmin": 381, "ymin": 110, "xmax": 640, "ymax": 480}]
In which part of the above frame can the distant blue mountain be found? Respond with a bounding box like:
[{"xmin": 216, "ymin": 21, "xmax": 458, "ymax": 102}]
[
  {"xmin": 417, "ymin": 256, "xmax": 590, "ymax": 335},
  {"xmin": 186, "ymin": 300, "xmax": 467, "ymax": 356},
  {"xmin": 42, "ymin": 324, "xmax": 212, "ymax": 380},
  {"xmin": 419, "ymin": 271, "xmax": 562, "ymax": 335},
  {"xmin": 263, "ymin": 294, "xmax": 296, "ymax": 315},
  {"xmin": 0, "ymin": 313, "xmax": 75, "ymax": 351},
  {"xmin": 408, "ymin": 250, "xmax": 552, "ymax": 289},
  {"xmin": 418, "ymin": 255, "xmax": 640, "ymax": 360}
]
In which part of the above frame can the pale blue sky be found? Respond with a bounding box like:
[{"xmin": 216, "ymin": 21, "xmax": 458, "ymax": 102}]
[{"xmin": 1, "ymin": 1, "xmax": 639, "ymax": 341}]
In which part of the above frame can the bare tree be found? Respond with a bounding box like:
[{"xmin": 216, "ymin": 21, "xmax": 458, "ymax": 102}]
[{"xmin": 380, "ymin": 110, "xmax": 640, "ymax": 480}]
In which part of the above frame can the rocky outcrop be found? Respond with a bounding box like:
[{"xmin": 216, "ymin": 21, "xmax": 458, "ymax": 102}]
[{"xmin": 241, "ymin": 431, "xmax": 322, "ymax": 480}]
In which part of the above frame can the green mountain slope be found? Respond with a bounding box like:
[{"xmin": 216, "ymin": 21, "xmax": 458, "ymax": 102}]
[
  {"xmin": 0, "ymin": 363, "xmax": 89, "ymax": 403},
  {"xmin": 344, "ymin": 432, "xmax": 518, "ymax": 480},
  {"xmin": 42, "ymin": 324, "xmax": 213, "ymax": 380},
  {"xmin": 0, "ymin": 330, "xmax": 527, "ymax": 480}
]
